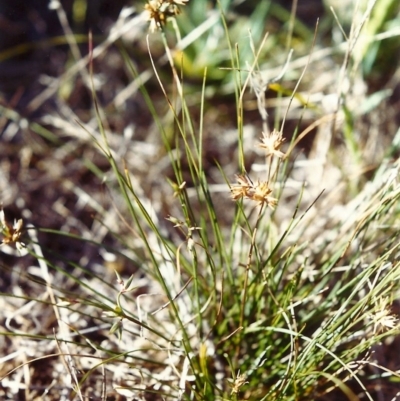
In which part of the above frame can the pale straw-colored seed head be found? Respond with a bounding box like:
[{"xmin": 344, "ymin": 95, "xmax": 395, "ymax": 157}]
[{"xmin": 258, "ymin": 129, "xmax": 285, "ymax": 159}]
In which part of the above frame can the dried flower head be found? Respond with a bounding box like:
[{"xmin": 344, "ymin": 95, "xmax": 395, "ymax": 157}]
[
  {"xmin": 229, "ymin": 371, "xmax": 248, "ymax": 395},
  {"xmin": 230, "ymin": 174, "xmax": 277, "ymax": 209},
  {"xmin": 258, "ymin": 129, "xmax": 285, "ymax": 159},
  {"xmin": 0, "ymin": 208, "xmax": 25, "ymax": 250},
  {"xmin": 144, "ymin": 0, "xmax": 189, "ymax": 32},
  {"xmin": 230, "ymin": 174, "xmax": 253, "ymax": 201},
  {"xmin": 252, "ymin": 180, "xmax": 278, "ymax": 208},
  {"xmin": 368, "ymin": 297, "xmax": 399, "ymax": 333}
]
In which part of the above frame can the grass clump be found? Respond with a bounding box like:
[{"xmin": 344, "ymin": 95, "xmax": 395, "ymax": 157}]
[{"xmin": 1, "ymin": 0, "xmax": 400, "ymax": 400}]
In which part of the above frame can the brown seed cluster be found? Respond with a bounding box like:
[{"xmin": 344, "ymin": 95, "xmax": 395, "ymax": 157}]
[
  {"xmin": 230, "ymin": 174, "xmax": 277, "ymax": 208},
  {"xmin": 0, "ymin": 208, "xmax": 25, "ymax": 250},
  {"xmin": 257, "ymin": 129, "xmax": 285, "ymax": 159},
  {"xmin": 144, "ymin": 0, "xmax": 189, "ymax": 32},
  {"xmin": 230, "ymin": 129, "xmax": 285, "ymax": 208}
]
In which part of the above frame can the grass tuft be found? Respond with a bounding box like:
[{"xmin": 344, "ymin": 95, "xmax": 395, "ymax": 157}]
[{"xmin": 1, "ymin": 0, "xmax": 400, "ymax": 400}]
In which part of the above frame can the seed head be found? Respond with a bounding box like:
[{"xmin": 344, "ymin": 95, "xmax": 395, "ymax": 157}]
[
  {"xmin": 230, "ymin": 175, "xmax": 277, "ymax": 208},
  {"xmin": 230, "ymin": 174, "xmax": 253, "ymax": 201},
  {"xmin": 252, "ymin": 180, "xmax": 278, "ymax": 208},
  {"xmin": 144, "ymin": 0, "xmax": 189, "ymax": 32},
  {"xmin": 258, "ymin": 129, "xmax": 285, "ymax": 159},
  {"xmin": 368, "ymin": 297, "xmax": 399, "ymax": 333},
  {"xmin": 229, "ymin": 371, "xmax": 248, "ymax": 395},
  {"xmin": 0, "ymin": 208, "xmax": 25, "ymax": 250}
]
